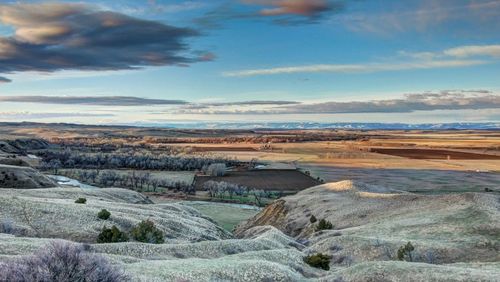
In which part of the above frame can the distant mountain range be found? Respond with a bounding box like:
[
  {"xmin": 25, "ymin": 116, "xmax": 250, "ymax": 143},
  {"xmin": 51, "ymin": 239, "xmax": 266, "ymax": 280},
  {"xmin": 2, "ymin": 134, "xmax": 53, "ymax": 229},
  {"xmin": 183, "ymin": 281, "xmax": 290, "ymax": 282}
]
[
  {"xmin": 2, "ymin": 121, "xmax": 499, "ymax": 130},
  {"xmin": 132, "ymin": 122, "xmax": 500, "ymax": 130}
]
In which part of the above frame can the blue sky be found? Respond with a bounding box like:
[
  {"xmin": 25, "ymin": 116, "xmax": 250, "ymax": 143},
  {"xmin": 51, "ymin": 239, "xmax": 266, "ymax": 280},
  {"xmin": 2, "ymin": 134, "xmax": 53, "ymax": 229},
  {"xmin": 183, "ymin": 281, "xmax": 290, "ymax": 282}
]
[{"xmin": 0, "ymin": 0, "xmax": 499, "ymax": 125}]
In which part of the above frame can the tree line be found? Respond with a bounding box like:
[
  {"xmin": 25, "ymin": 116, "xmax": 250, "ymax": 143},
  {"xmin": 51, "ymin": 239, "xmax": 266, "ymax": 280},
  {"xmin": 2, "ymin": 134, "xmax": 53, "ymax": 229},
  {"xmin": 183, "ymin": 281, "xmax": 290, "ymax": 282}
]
[
  {"xmin": 38, "ymin": 150, "xmax": 237, "ymax": 171},
  {"xmin": 59, "ymin": 169, "xmax": 194, "ymax": 193}
]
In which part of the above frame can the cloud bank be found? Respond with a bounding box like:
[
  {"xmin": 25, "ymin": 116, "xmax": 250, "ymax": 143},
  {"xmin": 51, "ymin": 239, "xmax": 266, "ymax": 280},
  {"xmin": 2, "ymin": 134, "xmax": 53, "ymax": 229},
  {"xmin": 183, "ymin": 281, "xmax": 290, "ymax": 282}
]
[
  {"xmin": 174, "ymin": 90, "xmax": 500, "ymax": 114},
  {"xmin": 0, "ymin": 3, "xmax": 209, "ymax": 82}
]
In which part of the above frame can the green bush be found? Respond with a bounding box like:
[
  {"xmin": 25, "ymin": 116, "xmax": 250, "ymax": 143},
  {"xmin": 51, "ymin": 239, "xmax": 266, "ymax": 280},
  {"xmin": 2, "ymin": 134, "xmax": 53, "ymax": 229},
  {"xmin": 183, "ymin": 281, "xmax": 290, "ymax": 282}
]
[
  {"xmin": 131, "ymin": 220, "xmax": 164, "ymax": 244},
  {"xmin": 97, "ymin": 226, "xmax": 128, "ymax": 243},
  {"xmin": 304, "ymin": 253, "xmax": 331, "ymax": 270},
  {"xmin": 98, "ymin": 209, "xmax": 111, "ymax": 220},
  {"xmin": 75, "ymin": 198, "xmax": 87, "ymax": 204},
  {"xmin": 309, "ymin": 215, "xmax": 317, "ymax": 223},
  {"xmin": 315, "ymin": 219, "xmax": 333, "ymax": 231},
  {"xmin": 397, "ymin": 241, "xmax": 415, "ymax": 262}
]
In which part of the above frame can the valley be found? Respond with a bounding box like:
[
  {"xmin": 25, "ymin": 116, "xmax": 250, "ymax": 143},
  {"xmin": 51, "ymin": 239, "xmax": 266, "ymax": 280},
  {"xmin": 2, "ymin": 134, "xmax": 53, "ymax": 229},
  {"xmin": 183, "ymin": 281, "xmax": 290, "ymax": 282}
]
[{"xmin": 0, "ymin": 123, "xmax": 499, "ymax": 281}]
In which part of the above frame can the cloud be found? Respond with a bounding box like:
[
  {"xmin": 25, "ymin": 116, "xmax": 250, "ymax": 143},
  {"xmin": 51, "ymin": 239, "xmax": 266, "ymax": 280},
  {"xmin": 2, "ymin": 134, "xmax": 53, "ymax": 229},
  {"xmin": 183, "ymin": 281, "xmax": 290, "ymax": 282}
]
[
  {"xmin": 443, "ymin": 45, "xmax": 500, "ymax": 58},
  {"xmin": 0, "ymin": 96, "xmax": 188, "ymax": 106},
  {"xmin": 277, "ymin": 91, "xmax": 500, "ymax": 114},
  {"xmin": 400, "ymin": 45, "xmax": 500, "ymax": 59},
  {"xmin": 0, "ymin": 3, "xmax": 207, "ymax": 82},
  {"xmin": 178, "ymin": 100, "xmax": 301, "ymax": 112},
  {"xmin": 342, "ymin": 0, "xmax": 500, "ymax": 36},
  {"xmin": 175, "ymin": 90, "xmax": 500, "ymax": 114},
  {"xmin": 205, "ymin": 100, "xmax": 300, "ymax": 106},
  {"xmin": 243, "ymin": 0, "xmax": 334, "ymax": 17},
  {"xmin": 147, "ymin": 0, "xmax": 207, "ymax": 14},
  {"xmin": 224, "ymin": 44, "xmax": 500, "ymax": 77},
  {"xmin": 0, "ymin": 112, "xmax": 114, "ymax": 120},
  {"xmin": 223, "ymin": 59, "xmax": 486, "ymax": 77},
  {"xmin": 0, "ymin": 77, "xmax": 11, "ymax": 83},
  {"xmin": 196, "ymin": 0, "xmax": 342, "ymax": 27}
]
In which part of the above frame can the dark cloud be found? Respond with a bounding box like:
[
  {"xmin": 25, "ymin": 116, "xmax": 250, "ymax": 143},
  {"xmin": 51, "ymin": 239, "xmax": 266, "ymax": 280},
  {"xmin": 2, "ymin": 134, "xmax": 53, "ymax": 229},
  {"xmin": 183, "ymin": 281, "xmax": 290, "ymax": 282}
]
[
  {"xmin": 0, "ymin": 96, "xmax": 188, "ymax": 106},
  {"xmin": 0, "ymin": 112, "xmax": 114, "ymax": 120},
  {"xmin": 196, "ymin": 0, "xmax": 343, "ymax": 27},
  {"xmin": 178, "ymin": 100, "xmax": 300, "ymax": 111},
  {"xmin": 0, "ymin": 77, "xmax": 11, "ymax": 83},
  {"xmin": 0, "ymin": 3, "xmax": 208, "ymax": 82}
]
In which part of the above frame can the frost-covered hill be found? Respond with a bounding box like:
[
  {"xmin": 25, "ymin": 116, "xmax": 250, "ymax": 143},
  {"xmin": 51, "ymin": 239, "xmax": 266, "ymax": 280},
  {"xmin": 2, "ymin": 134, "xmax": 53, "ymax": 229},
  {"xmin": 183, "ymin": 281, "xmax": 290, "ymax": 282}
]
[
  {"xmin": 236, "ymin": 180, "xmax": 500, "ymax": 281},
  {"xmin": 1, "ymin": 175, "xmax": 499, "ymax": 281}
]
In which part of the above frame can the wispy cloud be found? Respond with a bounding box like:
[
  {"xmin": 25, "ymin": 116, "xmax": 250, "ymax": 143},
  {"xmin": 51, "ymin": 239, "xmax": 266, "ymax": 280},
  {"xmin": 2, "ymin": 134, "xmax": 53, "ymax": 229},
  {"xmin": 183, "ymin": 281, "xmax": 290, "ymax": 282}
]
[
  {"xmin": 443, "ymin": 45, "xmax": 500, "ymax": 58},
  {"xmin": 0, "ymin": 3, "xmax": 210, "ymax": 83},
  {"xmin": 341, "ymin": 0, "xmax": 500, "ymax": 36},
  {"xmin": 224, "ymin": 44, "xmax": 500, "ymax": 77},
  {"xmin": 0, "ymin": 96, "xmax": 188, "ymax": 106},
  {"xmin": 203, "ymin": 100, "xmax": 300, "ymax": 106},
  {"xmin": 223, "ymin": 59, "xmax": 486, "ymax": 77},
  {"xmin": 147, "ymin": 0, "xmax": 207, "ymax": 14},
  {"xmin": 399, "ymin": 44, "xmax": 500, "ymax": 59},
  {"xmin": 0, "ymin": 77, "xmax": 11, "ymax": 83}
]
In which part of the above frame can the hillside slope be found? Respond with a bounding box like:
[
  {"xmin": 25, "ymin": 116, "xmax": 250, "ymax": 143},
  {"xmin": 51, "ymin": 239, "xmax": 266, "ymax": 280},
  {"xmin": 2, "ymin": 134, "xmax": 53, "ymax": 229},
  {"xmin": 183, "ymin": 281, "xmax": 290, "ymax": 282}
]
[
  {"xmin": 0, "ymin": 187, "xmax": 324, "ymax": 281},
  {"xmin": 235, "ymin": 180, "xmax": 500, "ymax": 280},
  {"xmin": 0, "ymin": 164, "xmax": 58, "ymax": 188}
]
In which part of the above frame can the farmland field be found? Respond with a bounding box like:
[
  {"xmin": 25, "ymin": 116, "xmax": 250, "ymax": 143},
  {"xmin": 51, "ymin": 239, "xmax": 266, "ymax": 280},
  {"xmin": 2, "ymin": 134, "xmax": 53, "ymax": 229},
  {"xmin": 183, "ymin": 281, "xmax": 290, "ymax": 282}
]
[
  {"xmin": 370, "ymin": 148, "xmax": 500, "ymax": 160},
  {"xmin": 194, "ymin": 170, "xmax": 321, "ymax": 191}
]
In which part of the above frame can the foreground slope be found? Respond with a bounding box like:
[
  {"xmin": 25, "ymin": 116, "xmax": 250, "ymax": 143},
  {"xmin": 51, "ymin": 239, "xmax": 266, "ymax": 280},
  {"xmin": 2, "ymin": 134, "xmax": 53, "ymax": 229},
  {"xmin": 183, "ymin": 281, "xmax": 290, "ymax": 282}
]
[
  {"xmin": 0, "ymin": 187, "xmax": 230, "ymax": 243},
  {"xmin": 236, "ymin": 180, "xmax": 500, "ymax": 281},
  {"xmin": 0, "ymin": 187, "xmax": 323, "ymax": 281},
  {"xmin": 1, "ymin": 180, "xmax": 499, "ymax": 281}
]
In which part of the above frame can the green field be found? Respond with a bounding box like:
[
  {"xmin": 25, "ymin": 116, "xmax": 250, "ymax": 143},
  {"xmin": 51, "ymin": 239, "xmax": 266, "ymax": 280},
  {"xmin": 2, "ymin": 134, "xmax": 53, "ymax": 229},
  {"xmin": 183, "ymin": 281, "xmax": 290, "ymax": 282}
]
[{"xmin": 181, "ymin": 201, "xmax": 261, "ymax": 231}]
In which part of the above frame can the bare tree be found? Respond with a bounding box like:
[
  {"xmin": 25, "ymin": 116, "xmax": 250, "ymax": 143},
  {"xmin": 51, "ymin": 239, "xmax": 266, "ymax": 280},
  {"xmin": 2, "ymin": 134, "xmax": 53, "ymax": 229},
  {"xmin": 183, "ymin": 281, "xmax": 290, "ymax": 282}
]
[{"xmin": 206, "ymin": 163, "xmax": 227, "ymax": 177}]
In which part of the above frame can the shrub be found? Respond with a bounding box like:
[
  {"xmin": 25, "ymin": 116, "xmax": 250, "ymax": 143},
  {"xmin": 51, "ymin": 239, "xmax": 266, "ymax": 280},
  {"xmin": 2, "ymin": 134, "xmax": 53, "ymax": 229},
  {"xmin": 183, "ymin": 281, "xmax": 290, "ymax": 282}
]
[
  {"xmin": 98, "ymin": 209, "xmax": 111, "ymax": 220},
  {"xmin": 309, "ymin": 215, "xmax": 317, "ymax": 223},
  {"xmin": 397, "ymin": 241, "xmax": 415, "ymax": 262},
  {"xmin": 0, "ymin": 241, "xmax": 129, "ymax": 282},
  {"xmin": 206, "ymin": 163, "xmax": 227, "ymax": 176},
  {"xmin": 316, "ymin": 219, "xmax": 333, "ymax": 231},
  {"xmin": 131, "ymin": 220, "xmax": 165, "ymax": 244},
  {"xmin": 97, "ymin": 226, "xmax": 128, "ymax": 243},
  {"xmin": 0, "ymin": 218, "xmax": 15, "ymax": 234},
  {"xmin": 75, "ymin": 198, "xmax": 87, "ymax": 204},
  {"xmin": 304, "ymin": 253, "xmax": 331, "ymax": 270}
]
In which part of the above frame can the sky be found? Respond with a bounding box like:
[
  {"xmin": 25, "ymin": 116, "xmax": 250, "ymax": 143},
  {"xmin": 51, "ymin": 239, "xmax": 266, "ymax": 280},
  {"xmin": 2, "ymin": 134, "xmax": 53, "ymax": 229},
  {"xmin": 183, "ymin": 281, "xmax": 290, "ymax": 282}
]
[{"xmin": 0, "ymin": 0, "xmax": 499, "ymax": 126}]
